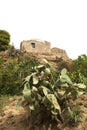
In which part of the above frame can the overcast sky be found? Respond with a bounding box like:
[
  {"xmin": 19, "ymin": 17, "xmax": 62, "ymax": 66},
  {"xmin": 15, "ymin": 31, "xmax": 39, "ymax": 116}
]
[{"xmin": 0, "ymin": 0, "xmax": 87, "ymax": 59}]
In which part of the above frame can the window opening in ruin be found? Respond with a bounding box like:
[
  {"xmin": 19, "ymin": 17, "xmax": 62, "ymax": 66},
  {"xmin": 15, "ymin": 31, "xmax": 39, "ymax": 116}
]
[{"xmin": 31, "ymin": 43, "xmax": 35, "ymax": 48}]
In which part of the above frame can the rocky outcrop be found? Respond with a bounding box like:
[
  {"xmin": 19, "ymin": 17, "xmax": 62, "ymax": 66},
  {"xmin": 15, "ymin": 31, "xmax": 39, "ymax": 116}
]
[{"xmin": 51, "ymin": 47, "xmax": 69, "ymax": 60}]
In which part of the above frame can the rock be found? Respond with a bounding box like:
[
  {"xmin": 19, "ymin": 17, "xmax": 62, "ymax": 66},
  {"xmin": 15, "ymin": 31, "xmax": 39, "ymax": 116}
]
[{"xmin": 7, "ymin": 112, "xmax": 13, "ymax": 118}]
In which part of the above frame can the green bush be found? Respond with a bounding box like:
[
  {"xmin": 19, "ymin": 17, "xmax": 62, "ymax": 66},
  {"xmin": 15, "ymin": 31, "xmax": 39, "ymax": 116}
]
[
  {"xmin": 17, "ymin": 59, "xmax": 86, "ymax": 126},
  {"xmin": 0, "ymin": 30, "xmax": 10, "ymax": 51},
  {"xmin": 69, "ymin": 54, "xmax": 87, "ymax": 87},
  {"xmin": 8, "ymin": 45, "xmax": 21, "ymax": 57},
  {"xmin": 0, "ymin": 57, "xmax": 40, "ymax": 95}
]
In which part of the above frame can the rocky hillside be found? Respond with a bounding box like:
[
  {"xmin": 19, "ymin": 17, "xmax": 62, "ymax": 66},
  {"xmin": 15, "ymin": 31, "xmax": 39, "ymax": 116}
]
[{"xmin": 0, "ymin": 47, "xmax": 72, "ymax": 70}]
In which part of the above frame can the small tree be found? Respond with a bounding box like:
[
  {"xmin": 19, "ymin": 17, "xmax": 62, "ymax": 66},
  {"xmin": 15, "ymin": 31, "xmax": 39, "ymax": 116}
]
[
  {"xmin": 17, "ymin": 59, "xmax": 86, "ymax": 129},
  {"xmin": 0, "ymin": 30, "xmax": 10, "ymax": 51},
  {"xmin": 70, "ymin": 54, "xmax": 87, "ymax": 84}
]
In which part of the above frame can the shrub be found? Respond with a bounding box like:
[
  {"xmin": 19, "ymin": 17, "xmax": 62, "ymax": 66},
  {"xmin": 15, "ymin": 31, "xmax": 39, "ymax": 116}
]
[
  {"xmin": 0, "ymin": 30, "xmax": 10, "ymax": 51},
  {"xmin": 0, "ymin": 57, "xmax": 40, "ymax": 95},
  {"xmin": 69, "ymin": 54, "xmax": 87, "ymax": 89},
  {"xmin": 17, "ymin": 59, "xmax": 86, "ymax": 127}
]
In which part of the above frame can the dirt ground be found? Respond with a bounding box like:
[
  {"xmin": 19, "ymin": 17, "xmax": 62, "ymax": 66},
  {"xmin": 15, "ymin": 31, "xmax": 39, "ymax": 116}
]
[{"xmin": 0, "ymin": 93, "xmax": 87, "ymax": 130}]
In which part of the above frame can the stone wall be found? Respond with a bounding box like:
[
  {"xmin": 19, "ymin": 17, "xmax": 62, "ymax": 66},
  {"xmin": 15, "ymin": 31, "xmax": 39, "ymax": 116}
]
[
  {"xmin": 20, "ymin": 39, "xmax": 51, "ymax": 54},
  {"xmin": 20, "ymin": 39, "xmax": 69, "ymax": 61}
]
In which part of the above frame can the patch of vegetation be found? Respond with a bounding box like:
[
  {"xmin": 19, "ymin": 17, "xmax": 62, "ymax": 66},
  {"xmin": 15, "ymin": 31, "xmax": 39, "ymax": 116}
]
[
  {"xmin": 67, "ymin": 104, "xmax": 81, "ymax": 124},
  {"xmin": 69, "ymin": 54, "xmax": 87, "ymax": 90},
  {"xmin": 0, "ymin": 30, "xmax": 10, "ymax": 51},
  {"xmin": 17, "ymin": 59, "xmax": 86, "ymax": 128},
  {"xmin": 0, "ymin": 56, "xmax": 40, "ymax": 95}
]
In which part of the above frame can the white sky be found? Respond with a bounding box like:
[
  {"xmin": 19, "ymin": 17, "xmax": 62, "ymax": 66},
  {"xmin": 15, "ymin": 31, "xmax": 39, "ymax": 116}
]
[{"xmin": 0, "ymin": 0, "xmax": 87, "ymax": 59}]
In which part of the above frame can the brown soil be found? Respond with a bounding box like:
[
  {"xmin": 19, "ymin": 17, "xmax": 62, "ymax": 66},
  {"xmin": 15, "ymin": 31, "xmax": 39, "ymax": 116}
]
[{"xmin": 0, "ymin": 93, "xmax": 87, "ymax": 130}]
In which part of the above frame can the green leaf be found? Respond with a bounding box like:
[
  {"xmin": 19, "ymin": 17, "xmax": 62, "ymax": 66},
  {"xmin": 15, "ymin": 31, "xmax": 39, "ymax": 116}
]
[
  {"xmin": 42, "ymin": 80, "xmax": 52, "ymax": 90},
  {"xmin": 34, "ymin": 101, "xmax": 40, "ymax": 109},
  {"xmin": 41, "ymin": 71, "xmax": 44, "ymax": 77},
  {"xmin": 45, "ymin": 68, "xmax": 51, "ymax": 75},
  {"xmin": 29, "ymin": 104, "xmax": 35, "ymax": 110},
  {"xmin": 38, "ymin": 86, "xmax": 50, "ymax": 96},
  {"xmin": 68, "ymin": 107, "xmax": 73, "ymax": 118},
  {"xmin": 23, "ymin": 82, "xmax": 30, "ymax": 89},
  {"xmin": 42, "ymin": 59, "xmax": 49, "ymax": 64},
  {"xmin": 37, "ymin": 93, "xmax": 42, "ymax": 101},
  {"xmin": 46, "ymin": 94, "xmax": 61, "ymax": 114},
  {"xmin": 42, "ymin": 87, "xmax": 49, "ymax": 96},
  {"xmin": 60, "ymin": 74, "xmax": 73, "ymax": 85},
  {"xmin": 60, "ymin": 68, "xmax": 73, "ymax": 85},
  {"xmin": 32, "ymin": 74, "xmax": 38, "ymax": 85},
  {"xmin": 23, "ymin": 84, "xmax": 32, "ymax": 102},
  {"xmin": 77, "ymin": 83, "xmax": 86, "ymax": 89},
  {"xmin": 25, "ymin": 75, "xmax": 31, "ymax": 82},
  {"xmin": 36, "ymin": 65, "xmax": 45, "ymax": 71},
  {"xmin": 61, "ymin": 68, "xmax": 67, "ymax": 75},
  {"xmin": 16, "ymin": 98, "xmax": 23, "ymax": 109},
  {"xmin": 51, "ymin": 109, "xmax": 58, "ymax": 115},
  {"xmin": 32, "ymin": 86, "xmax": 38, "ymax": 92}
]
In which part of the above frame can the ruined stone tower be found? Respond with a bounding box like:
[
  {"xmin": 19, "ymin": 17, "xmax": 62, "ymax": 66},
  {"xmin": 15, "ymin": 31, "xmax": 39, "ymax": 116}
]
[{"xmin": 20, "ymin": 39, "xmax": 51, "ymax": 54}]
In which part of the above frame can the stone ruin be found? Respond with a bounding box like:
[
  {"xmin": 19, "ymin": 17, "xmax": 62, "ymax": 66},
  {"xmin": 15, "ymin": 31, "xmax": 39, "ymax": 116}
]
[
  {"xmin": 20, "ymin": 39, "xmax": 51, "ymax": 54},
  {"xmin": 20, "ymin": 39, "xmax": 69, "ymax": 61}
]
